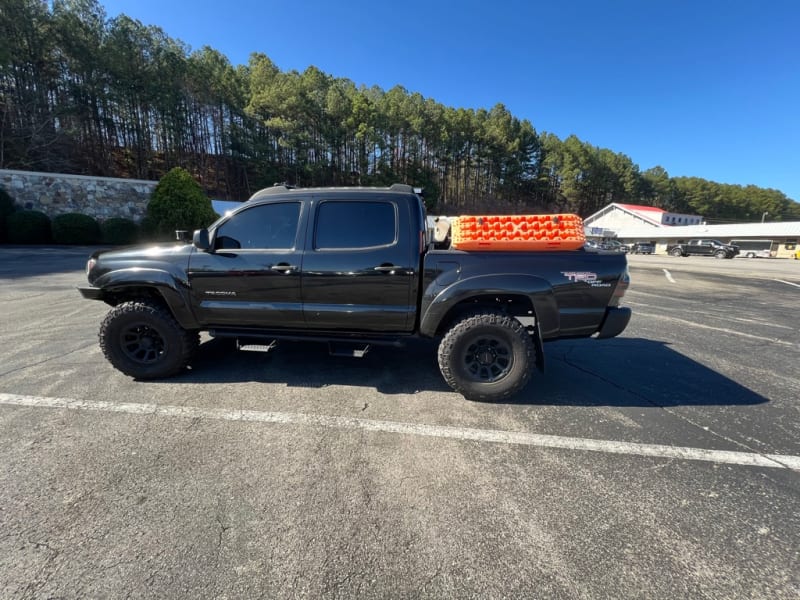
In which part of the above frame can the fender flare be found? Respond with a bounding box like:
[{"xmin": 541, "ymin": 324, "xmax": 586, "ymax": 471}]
[
  {"xmin": 419, "ymin": 273, "xmax": 559, "ymax": 339},
  {"xmin": 92, "ymin": 268, "xmax": 199, "ymax": 329}
]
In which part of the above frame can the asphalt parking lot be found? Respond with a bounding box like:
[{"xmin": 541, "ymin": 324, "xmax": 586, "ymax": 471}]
[{"xmin": 1, "ymin": 247, "xmax": 798, "ymax": 599}]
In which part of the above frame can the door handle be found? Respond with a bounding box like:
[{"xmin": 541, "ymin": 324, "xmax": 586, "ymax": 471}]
[
  {"xmin": 373, "ymin": 265, "xmax": 397, "ymax": 273},
  {"xmin": 373, "ymin": 265, "xmax": 414, "ymax": 275},
  {"xmin": 271, "ymin": 263, "xmax": 297, "ymax": 273}
]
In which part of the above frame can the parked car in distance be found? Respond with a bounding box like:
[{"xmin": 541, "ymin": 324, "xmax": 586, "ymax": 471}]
[
  {"xmin": 600, "ymin": 240, "xmax": 628, "ymax": 252},
  {"xmin": 585, "ymin": 240, "xmax": 629, "ymax": 253},
  {"xmin": 627, "ymin": 242, "xmax": 655, "ymax": 254},
  {"xmin": 667, "ymin": 239, "xmax": 739, "ymax": 259},
  {"xmin": 584, "ymin": 240, "xmax": 601, "ymax": 250}
]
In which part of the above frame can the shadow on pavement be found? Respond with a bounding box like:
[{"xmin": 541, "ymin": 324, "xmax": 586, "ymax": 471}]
[
  {"xmin": 506, "ymin": 337, "xmax": 767, "ymax": 407},
  {"xmin": 173, "ymin": 337, "xmax": 453, "ymax": 395},
  {"xmin": 168, "ymin": 336, "xmax": 767, "ymax": 407}
]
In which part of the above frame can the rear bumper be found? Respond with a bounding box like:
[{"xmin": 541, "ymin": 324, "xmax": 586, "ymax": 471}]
[
  {"xmin": 596, "ymin": 307, "xmax": 631, "ymax": 339},
  {"xmin": 78, "ymin": 286, "xmax": 104, "ymax": 300}
]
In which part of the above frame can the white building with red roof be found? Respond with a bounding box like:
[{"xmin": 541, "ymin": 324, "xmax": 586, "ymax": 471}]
[
  {"xmin": 583, "ymin": 203, "xmax": 704, "ymax": 232},
  {"xmin": 582, "ymin": 202, "xmax": 800, "ymax": 258}
]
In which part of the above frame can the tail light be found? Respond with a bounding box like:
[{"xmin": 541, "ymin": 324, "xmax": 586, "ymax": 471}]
[{"xmin": 609, "ymin": 266, "xmax": 630, "ymax": 307}]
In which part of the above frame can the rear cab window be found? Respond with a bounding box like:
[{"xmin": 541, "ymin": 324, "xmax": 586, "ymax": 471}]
[{"xmin": 314, "ymin": 200, "xmax": 397, "ymax": 250}]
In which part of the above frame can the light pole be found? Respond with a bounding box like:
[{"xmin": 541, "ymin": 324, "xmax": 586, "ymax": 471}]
[{"xmin": 761, "ymin": 211, "xmax": 769, "ymax": 223}]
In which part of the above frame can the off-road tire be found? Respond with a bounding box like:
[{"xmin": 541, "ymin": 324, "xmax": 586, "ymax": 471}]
[
  {"xmin": 99, "ymin": 300, "xmax": 199, "ymax": 379},
  {"xmin": 669, "ymin": 248, "xmax": 683, "ymax": 257},
  {"xmin": 437, "ymin": 311, "xmax": 534, "ymax": 402}
]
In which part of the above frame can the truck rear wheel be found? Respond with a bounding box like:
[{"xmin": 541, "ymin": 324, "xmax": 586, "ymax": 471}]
[
  {"xmin": 99, "ymin": 300, "xmax": 199, "ymax": 379},
  {"xmin": 437, "ymin": 311, "xmax": 534, "ymax": 401}
]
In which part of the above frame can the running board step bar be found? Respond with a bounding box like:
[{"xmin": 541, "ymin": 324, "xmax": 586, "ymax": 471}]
[
  {"xmin": 328, "ymin": 342, "xmax": 370, "ymax": 358},
  {"xmin": 237, "ymin": 340, "xmax": 278, "ymax": 353}
]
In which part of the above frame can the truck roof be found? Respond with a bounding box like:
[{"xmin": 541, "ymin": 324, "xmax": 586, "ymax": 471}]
[{"xmin": 248, "ymin": 183, "xmax": 417, "ymax": 202}]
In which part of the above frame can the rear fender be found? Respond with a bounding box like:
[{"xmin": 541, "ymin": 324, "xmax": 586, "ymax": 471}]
[{"xmin": 419, "ymin": 273, "xmax": 559, "ymax": 340}]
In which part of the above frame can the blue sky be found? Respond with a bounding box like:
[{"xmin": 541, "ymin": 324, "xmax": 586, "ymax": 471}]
[{"xmin": 100, "ymin": 0, "xmax": 800, "ymax": 201}]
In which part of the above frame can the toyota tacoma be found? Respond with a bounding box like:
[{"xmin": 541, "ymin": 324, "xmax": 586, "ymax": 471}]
[{"xmin": 80, "ymin": 184, "xmax": 631, "ymax": 401}]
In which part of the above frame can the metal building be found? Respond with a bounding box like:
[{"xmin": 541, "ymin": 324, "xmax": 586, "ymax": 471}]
[{"xmin": 583, "ymin": 203, "xmax": 800, "ymax": 258}]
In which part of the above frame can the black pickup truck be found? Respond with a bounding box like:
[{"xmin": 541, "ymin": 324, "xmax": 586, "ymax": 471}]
[
  {"xmin": 79, "ymin": 184, "xmax": 631, "ymax": 401},
  {"xmin": 667, "ymin": 239, "xmax": 739, "ymax": 258}
]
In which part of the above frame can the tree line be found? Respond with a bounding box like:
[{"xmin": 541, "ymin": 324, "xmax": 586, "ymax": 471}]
[{"xmin": 2, "ymin": 0, "xmax": 798, "ymax": 222}]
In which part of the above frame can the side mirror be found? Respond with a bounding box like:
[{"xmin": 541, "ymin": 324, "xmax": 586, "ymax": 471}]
[{"xmin": 193, "ymin": 228, "xmax": 211, "ymax": 251}]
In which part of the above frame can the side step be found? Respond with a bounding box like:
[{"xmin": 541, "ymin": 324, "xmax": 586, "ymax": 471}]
[
  {"xmin": 237, "ymin": 340, "xmax": 278, "ymax": 353},
  {"xmin": 328, "ymin": 342, "xmax": 371, "ymax": 358}
]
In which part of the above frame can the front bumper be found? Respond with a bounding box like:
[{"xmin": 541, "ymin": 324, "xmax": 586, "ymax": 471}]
[
  {"xmin": 78, "ymin": 286, "xmax": 104, "ymax": 300},
  {"xmin": 596, "ymin": 307, "xmax": 632, "ymax": 339}
]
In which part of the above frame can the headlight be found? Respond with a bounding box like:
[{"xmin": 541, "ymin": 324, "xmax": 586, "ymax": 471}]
[{"xmin": 86, "ymin": 257, "xmax": 97, "ymax": 276}]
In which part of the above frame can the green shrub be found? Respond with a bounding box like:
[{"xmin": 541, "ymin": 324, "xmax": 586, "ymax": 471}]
[
  {"xmin": 0, "ymin": 187, "xmax": 15, "ymax": 217},
  {"xmin": 137, "ymin": 215, "xmax": 161, "ymax": 243},
  {"xmin": 51, "ymin": 213, "xmax": 102, "ymax": 245},
  {"xmin": 6, "ymin": 210, "xmax": 51, "ymax": 244},
  {"xmin": 101, "ymin": 217, "xmax": 139, "ymax": 245},
  {"xmin": 146, "ymin": 167, "xmax": 217, "ymax": 240},
  {"xmin": 0, "ymin": 187, "xmax": 17, "ymax": 244}
]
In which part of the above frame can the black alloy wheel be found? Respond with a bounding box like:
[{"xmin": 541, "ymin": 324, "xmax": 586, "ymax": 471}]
[
  {"xmin": 120, "ymin": 322, "xmax": 168, "ymax": 365},
  {"xmin": 438, "ymin": 311, "xmax": 534, "ymax": 402},
  {"xmin": 99, "ymin": 300, "xmax": 199, "ymax": 379},
  {"xmin": 463, "ymin": 334, "xmax": 513, "ymax": 383}
]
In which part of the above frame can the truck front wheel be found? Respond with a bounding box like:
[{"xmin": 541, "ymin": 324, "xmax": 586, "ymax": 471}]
[
  {"xmin": 99, "ymin": 300, "xmax": 199, "ymax": 379},
  {"xmin": 669, "ymin": 248, "xmax": 683, "ymax": 257},
  {"xmin": 437, "ymin": 311, "xmax": 534, "ymax": 401}
]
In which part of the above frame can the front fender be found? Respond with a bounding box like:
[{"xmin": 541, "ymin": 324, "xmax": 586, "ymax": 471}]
[
  {"xmin": 88, "ymin": 268, "xmax": 198, "ymax": 329},
  {"xmin": 419, "ymin": 273, "xmax": 559, "ymax": 338}
]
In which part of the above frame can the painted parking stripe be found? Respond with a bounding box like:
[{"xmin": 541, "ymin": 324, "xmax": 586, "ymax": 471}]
[
  {"xmin": 773, "ymin": 279, "xmax": 800, "ymax": 289},
  {"xmin": 632, "ymin": 311, "xmax": 796, "ymax": 346},
  {"xmin": 1, "ymin": 393, "xmax": 798, "ymax": 471},
  {"xmin": 662, "ymin": 269, "xmax": 676, "ymax": 283}
]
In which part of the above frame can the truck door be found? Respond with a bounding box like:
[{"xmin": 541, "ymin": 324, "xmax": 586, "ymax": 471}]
[
  {"xmin": 686, "ymin": 240, "xmax": 703, "ymax": 255},
  {"xmin": 187, "ymin": 201, "xmax": 306, "ymax": 328},
  {"xmin": 696, "ymin": 240, "xmax": 714, "ymax": 255},
  {"xmin": 300, "ymin": 197, "xmax": 417, "ymax": 332}
]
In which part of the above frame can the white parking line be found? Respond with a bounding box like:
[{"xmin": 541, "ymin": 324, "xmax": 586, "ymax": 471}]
[
  {"xmin": 633, "ymin": 311, "xmax": 796, "ymax": 346},
  {"xmin": 773, "ymin": 279, "xmax": 800, "ymax": 289},
  {"xmin": 662, "ymin": 269, "xmax": 676, "ymax": 283},
  {"xmin": 1, "ymin": 393, "xmax": 798, "ymax": 471},
  {"xmin": 626, "ymin": 302, "xmax": 795, "ymax": 331}
]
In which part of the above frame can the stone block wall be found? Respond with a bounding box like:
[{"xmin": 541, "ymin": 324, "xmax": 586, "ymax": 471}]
[{"xmin": 0, "ymin": 169, "xmax": 157, "ymax": 222}]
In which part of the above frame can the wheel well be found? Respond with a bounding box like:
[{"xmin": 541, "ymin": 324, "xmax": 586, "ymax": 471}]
[
  {"xmin": 103, "ymin": 287, "xmax": 169, "ymax": 311},
  {"xmin": 435, "ymin": 294, "xmax": 536, "ymax": 336}
]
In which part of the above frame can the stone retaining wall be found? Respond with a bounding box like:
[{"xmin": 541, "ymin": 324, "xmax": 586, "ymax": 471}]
[{"xmin": 0, "ymin": 169, "xmax": 157, "ymax": 222}]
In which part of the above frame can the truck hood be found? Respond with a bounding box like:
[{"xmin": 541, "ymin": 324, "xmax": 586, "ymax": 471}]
[
  {"xmin": 90, "ymin": 242, "xmax": 194, "ymax": 261},
  {"xmin": 87, "ymin": 243, "xmax": 195, "ymax": 285}
]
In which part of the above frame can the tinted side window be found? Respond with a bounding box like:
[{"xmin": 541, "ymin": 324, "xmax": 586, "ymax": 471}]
[
  {"xmin": 315, "ymin": 201, "xmax": 396, "ymax": 250},
  {"xmin": 214, "ymin": 202, "xmax": 300, "ymax": 250}
]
